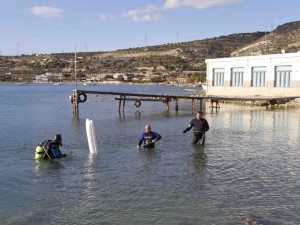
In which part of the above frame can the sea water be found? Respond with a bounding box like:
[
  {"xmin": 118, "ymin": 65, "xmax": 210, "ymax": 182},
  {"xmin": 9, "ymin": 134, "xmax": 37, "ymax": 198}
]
[{"xmin": 0, "ymin": 84, "xmax": 299, "ymax": 225}]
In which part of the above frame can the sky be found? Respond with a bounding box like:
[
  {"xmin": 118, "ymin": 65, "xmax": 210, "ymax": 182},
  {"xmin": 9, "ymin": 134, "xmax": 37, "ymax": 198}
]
[{"xmin": 0, "ymin": 0, "xmax": 299, "ymax": 56}]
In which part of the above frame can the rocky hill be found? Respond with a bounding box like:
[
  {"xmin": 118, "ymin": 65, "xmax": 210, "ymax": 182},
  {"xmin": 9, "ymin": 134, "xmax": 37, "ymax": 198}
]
[
  {"xmin": 231, "ymin": 21, "xmax": 300, "ymax": 56},
  {"xmin": 1, "ymin": 21, "xmax": 299, "ymax": 83}
]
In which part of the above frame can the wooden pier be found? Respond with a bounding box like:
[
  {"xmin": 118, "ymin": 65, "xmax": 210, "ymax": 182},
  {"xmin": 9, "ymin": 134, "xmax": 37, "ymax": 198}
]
[{"xmin": 71, "ymin": 89, "xmax": 299, "ymax": 115}]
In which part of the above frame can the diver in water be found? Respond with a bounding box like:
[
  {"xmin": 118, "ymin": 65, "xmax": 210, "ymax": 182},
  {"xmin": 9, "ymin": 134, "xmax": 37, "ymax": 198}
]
[
  {"xmin": 35, "ymin": 134, "xmax": 67, "ymax": 159},
  {"xmin": 183, "ymin": 111, "xmax": 209, "ymax": 145},
  {"xmin": 137, "ymin": 124, "xmax": 161, "ymax": 149}
]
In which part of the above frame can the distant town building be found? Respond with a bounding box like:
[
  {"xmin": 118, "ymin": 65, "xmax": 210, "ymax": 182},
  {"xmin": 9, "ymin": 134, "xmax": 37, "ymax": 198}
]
[
  {"xmin": 33, "ymin": 74, "xmax": 50, "ymax": 83},
  {"xmin": 166, "ymin": 77, "xmax": 178, "ymax": 85},
  {"xmin": 33, "ymin": 72, "xmax": 62, "ymax": 83},
  {"xmin": 177, "ymin": 75, "xmax": 189, "ymax": 84},
  {"xmin": 205, "ymin": 52, "xmax": 300, "ymax": 97}
]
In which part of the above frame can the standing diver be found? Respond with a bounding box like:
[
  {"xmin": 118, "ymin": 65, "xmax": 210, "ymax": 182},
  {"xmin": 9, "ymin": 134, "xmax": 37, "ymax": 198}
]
[
  {"xmin": 35, "ymin": 134, "xmax": 67, "ymax": 159},
  {"xmin": 137, "ymin": 124, "xmax": 161, "ymax": 149},
  {"xmin": 183, "ymin": 111, "xmax": 209, "ymax": 145}
]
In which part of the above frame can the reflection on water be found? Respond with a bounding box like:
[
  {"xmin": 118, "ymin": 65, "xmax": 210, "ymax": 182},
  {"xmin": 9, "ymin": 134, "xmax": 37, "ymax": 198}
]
[
  {"xmin": 138, "ymin": 147, "xmax": 162, "ymax": 172},
  {"xmin": 34, "ymin": 159, "xmax": 65, "ymax": 176},
  {"xmin": 144, "ymin": 147, "xmax": 161, "ymax": 161},
  {"xmin": 72, "ymin": 115, "xmax": 80, "ymax": 128},
  {"xmin": 83, "ymin": 154, "xmax": 98, "ymax": 201},
  {"xmin": 1, "ymin": 84, "xmax": 300, "ymax": 224},
  {"xmin": 191, "ymin": 144, "xmax": 207, "ymax": 169},
  {"xmin": 134, "ymin": 111, "xmax": 141, "ymax": 119}
]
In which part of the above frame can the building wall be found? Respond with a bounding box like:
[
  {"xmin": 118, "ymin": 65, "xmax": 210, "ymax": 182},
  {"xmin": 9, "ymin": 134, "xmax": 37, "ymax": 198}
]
[{"xmin": 205, "ymin": 52, "xmax": 300, "ymax": 96}]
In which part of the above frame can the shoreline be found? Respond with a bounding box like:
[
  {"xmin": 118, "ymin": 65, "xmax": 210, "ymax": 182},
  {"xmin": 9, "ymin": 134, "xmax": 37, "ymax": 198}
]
[
  {"xmin": 0, "ymin": 81, "xmax": 200, "ymax": 87},
  {"xmin": 2, "ymin": 81, "xmax": 299, "ymax": 107}
]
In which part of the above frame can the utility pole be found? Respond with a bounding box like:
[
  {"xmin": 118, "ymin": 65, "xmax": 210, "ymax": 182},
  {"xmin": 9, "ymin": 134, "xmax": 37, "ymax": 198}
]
[
  {"xmin": 145, "ymin": 33, "xmax": 148, "ymax": 47},
  {"xmin": 17, "ymin": 42, "xmax": 19, "ymax": 56},
  {"xmin": 264, "ymin": 23, "xmax": 268, "ymax": 54}
]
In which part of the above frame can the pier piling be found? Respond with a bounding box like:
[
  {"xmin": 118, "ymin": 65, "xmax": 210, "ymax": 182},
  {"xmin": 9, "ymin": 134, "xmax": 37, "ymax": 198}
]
[{"xmin": 72, "ymin": 90, "xmax": 79, "ymax": 115}]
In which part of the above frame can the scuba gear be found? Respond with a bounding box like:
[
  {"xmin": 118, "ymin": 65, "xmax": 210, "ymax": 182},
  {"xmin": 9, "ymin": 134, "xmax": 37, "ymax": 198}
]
[
  {"xmin": 34, "ymin": 146, "xmax": 45, "ymax": 160},
  {"xmin": 36, "ymin": 140, "xmax": 53, "ymax": 159},
  {"xmin": 34, "ymin": 135, "xmax": 66, "ymax": 160}
]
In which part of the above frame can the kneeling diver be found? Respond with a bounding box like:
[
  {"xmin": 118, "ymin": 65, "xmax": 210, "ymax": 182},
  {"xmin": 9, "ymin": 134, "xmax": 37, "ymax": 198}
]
[{"xmin": 35, "ymin": 134, "xmax": 67, "ymax": 160}]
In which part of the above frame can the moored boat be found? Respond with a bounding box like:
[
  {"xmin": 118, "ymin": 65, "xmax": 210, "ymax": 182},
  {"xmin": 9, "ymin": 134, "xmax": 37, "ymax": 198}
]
[
  {"xmin": 53, "ymin": 82, "xmax": 63, "ymax": 85},
  {"xmin": 83, "ymin": 81, "xmax": 97, "ymax": 86}
]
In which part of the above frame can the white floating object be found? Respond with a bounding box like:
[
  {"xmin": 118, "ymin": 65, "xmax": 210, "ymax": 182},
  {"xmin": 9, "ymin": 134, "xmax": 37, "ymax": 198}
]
[{"xmin": 86, "ymin": 119, "xmax": 98, "ymax": 154}]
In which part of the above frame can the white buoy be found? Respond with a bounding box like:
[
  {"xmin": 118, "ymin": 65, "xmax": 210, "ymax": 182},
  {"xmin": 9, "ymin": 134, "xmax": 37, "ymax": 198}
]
[{"xmin": 86, "ymin": 119, "xmax": 98, "ymax": 154}]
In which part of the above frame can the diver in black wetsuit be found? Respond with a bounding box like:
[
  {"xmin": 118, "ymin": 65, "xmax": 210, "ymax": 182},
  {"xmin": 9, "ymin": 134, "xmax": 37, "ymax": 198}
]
[
  {"xmin": 183, "ymin": 111, "xmax": 209, "ymax": 145},
  {"xmin": 40, "ymin": 134, "xmax": 67, "ymax": 159},
  {"xmin": 137, "ymin": 124, "xmax": 161, "ymax": 149}
]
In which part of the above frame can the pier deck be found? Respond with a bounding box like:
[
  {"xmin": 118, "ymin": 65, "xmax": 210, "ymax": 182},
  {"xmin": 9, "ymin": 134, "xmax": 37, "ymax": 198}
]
[{"xmin": 71, "ymin": 90, "xmax": 299, "ymax": 115}]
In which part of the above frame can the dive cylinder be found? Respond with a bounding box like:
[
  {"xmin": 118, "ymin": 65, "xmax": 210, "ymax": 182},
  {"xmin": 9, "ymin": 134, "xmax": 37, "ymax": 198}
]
[{"xmin": 34, "ymin": 146, "xmax": 44, "ymax": 160}]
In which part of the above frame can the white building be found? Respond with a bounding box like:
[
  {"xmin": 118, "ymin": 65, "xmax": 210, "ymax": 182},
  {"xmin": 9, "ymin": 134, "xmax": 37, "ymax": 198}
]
[
  {"xmin": 205, "ymin": 52, "xmax": 300, "ymax": 97},
  {"xmin": 33, "ymin": 74, "xmax": 50, "ymax": 83}
]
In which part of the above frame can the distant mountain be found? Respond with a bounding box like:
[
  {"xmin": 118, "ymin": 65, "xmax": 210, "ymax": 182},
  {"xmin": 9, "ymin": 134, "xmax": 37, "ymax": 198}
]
[
  {"xmin": 231, "ymin": 21, "xmax": 300, "ymax": 56},
  {"xmin": 1, "ymin": 21, "xmax": 299, "ymax": 82},
  {"xmin": 85, "ymin": 31, "xmax": 266, "ymax": 74}
]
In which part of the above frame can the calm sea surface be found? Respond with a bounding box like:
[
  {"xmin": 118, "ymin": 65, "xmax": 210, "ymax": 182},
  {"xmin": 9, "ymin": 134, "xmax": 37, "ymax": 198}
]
[{"xmin": 0, "ymin": 84, "xmax": 299, "ymax": 225}]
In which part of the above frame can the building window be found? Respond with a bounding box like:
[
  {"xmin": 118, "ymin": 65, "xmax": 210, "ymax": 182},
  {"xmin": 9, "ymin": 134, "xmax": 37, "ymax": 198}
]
[
  {"xmin": 231, "ymin": 67, "xmax": 244, "ymax": 87},
  {"xmin": 212, "ymin": 68, "xmax": 224, "ymax": 86},
  {"xmin": 275, "ymin": 65, "xmax": 292, "ymax": 87},
  {"xmin": 251, "ymin": 66, "xmax": 266, "ymax": 87}
]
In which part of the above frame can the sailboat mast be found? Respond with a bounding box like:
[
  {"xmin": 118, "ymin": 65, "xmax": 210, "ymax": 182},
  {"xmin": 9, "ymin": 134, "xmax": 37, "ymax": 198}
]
[{"xmin": 75, "ymin": 46, "xmax": 77, "ymax": 89}]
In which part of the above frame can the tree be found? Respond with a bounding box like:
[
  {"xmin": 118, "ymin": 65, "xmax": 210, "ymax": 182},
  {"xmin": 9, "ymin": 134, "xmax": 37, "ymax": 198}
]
[{"xmin": 116, "ymin": 75, "xmax": 124, "ymax": 81}]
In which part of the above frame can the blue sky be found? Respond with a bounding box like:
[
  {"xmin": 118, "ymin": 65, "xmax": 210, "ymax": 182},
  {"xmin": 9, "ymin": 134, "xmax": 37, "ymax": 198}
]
[{"xmin": 0, "ymin": 0, "xmax": 299, "ymax": 56}]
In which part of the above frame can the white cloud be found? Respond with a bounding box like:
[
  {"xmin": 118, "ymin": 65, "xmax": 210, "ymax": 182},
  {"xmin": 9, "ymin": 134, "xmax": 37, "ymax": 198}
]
[
  {"xmin": 124, "ymin": 0, "xmax": 242, "ymax": 22},
  {"xmin": 30, "ymin": 6, "xmax": 64, "ymax": 19},
  {"xmin": 164, "ymin": 0, "xmax": 242, "ymax": 9},
  {"xmin": 124, "ymin": 4, "xmax": 161, "ymax": 22},
  {"xmin": 99, "ymin": 13, "xmax": 115, "ymax": 21}
]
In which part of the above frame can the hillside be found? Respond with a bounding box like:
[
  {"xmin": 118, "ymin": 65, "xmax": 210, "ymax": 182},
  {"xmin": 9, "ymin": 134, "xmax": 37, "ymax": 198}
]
[
  {"xmin": 1, "ymin": 21, "xmax": 300, "ymax": 83},
  {"xmin": 231, "ymin": 21, "xmax": 300, "ymax": 56}
]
